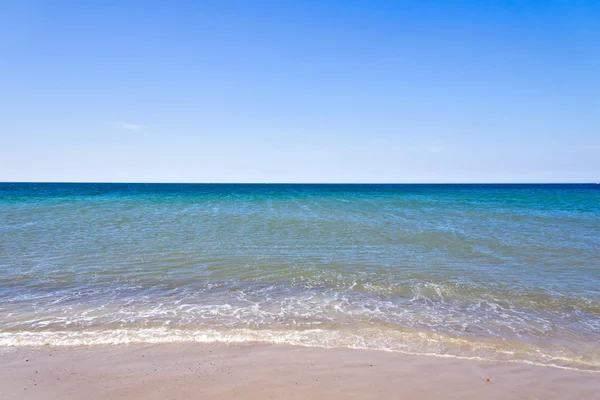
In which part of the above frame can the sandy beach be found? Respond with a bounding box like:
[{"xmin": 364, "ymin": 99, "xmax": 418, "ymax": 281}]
[{"xmin": 1, "ymin": 343, "xmax": 598, "ymax": 399}]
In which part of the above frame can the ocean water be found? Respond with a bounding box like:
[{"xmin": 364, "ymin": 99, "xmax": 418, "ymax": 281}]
[{"xmin": 1, "ymin": 183, "xmax": 598, "ymax": 372}]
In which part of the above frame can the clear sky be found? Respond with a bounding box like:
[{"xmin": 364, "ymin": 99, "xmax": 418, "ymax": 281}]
[{"xmin": 1, "ymin": 1, "xmax": 598, "ymax": 183}]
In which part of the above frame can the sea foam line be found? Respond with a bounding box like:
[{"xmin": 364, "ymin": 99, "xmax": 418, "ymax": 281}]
[{"xmin": 0, "ymin": 328, "xmax": 598, "ymax": 374}]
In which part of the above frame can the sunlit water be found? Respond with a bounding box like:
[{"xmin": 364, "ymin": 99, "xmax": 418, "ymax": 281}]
[{"xmin": 1, "ymin": 183, "xmax": 598, "ymax": 371}]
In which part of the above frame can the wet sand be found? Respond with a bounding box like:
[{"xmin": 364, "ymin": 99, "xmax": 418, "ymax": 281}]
[{"xmin": 0, "ymin": 343, "xmax": 598, "ymax": 399}]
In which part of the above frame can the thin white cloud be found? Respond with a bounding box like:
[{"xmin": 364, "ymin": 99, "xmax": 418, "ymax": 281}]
[
  {"xmin": 425, "ymin": 145, "xmax": 445, "ymax": 153},
  {"xmin": 106, "ymin": 121, "xmax": 143, "ymax": 132}
]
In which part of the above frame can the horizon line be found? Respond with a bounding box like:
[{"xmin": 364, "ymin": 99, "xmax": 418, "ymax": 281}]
[{"xmin": 1, "ymin": 181, "xmax": 597, "ymax": 185}]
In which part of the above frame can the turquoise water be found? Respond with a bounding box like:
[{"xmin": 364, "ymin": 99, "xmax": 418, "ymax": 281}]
[{"xmin": 1, "ymin": 183, "xmax": 599, "ymax": 371}]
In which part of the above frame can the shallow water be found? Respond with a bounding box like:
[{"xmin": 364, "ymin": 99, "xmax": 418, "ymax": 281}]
[{"xmin": 1, "ymin": 183, "xmax": 598, "ymax": 371}]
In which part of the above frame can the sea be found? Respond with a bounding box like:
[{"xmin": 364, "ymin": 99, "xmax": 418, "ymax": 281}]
[{"xmin": 0, "ymin": 183, "xmax": 598, "ymax": 372}]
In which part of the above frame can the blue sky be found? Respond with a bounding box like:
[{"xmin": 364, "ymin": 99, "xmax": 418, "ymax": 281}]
[{"xmin": 1, "ymin": 1, "xmax": 598, "ymax": 183}]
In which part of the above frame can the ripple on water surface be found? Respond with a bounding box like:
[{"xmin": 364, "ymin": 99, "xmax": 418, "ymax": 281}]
[{"xmin": 0, "ymin": 184, "xmax": 599, "ymax": 372}]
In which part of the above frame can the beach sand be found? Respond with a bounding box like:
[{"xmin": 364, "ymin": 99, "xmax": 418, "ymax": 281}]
[{"xmin": 1, "ymin": 343, "xmax": 597, "ymax": 399}]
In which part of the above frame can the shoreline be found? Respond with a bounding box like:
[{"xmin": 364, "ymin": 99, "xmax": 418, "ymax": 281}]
[
  {"xmin": 1, "ymin": 343, "xmax": 598, "ymax": 399},
  {"xmin": 2, "ymin": 328, "xmax": 597, "ymax": 374}
]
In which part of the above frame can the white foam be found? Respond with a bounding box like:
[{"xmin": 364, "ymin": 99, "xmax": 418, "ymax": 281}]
[{"xmin": 0, "ymin": 328, "xmax": 598, "ymax": 374}]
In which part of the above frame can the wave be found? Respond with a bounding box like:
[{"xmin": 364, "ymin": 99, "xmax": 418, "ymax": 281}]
[{"xmin": 1, "ymin": 327, "xmax": 598, "ymax": 373}]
